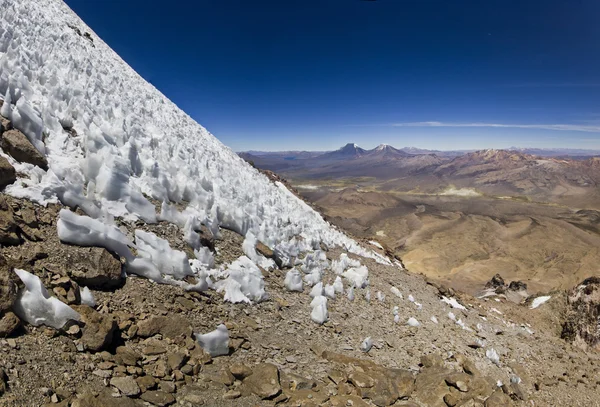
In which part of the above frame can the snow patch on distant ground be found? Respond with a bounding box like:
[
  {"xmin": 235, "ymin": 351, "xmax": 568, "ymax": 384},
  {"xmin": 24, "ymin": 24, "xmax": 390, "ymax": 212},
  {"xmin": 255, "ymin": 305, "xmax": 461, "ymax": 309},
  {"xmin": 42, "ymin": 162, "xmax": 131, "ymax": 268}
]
[
  {"xmin": 530, "ymin": 295, "xmax": 551, "ymax": 309},
  {"xmin": 295, "ymin": 184, "xmax": 321, "ymax": 190},
  {"xmin": 440, "ymin": 187, "xmax": 481, "ymax": 197},
  {"xmin": 441, "ymin": 296, "xmax": 467, "ymax": 310},
  {"xmin": 369, "ymin": 240, "xmax": 383, "ymax": 249}
]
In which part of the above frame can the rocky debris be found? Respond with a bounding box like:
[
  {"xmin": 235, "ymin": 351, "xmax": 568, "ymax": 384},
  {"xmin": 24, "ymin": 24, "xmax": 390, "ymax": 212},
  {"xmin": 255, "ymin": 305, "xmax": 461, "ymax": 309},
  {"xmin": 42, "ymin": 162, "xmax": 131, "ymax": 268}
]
[
  {"xmin": 136, "ymin": 315, "xmax": 192, "ymax": 339},
  {"xmin": 0, "ymin": 129, "xmax": 48, "ymax": 170},
  {"xmin": 562, "ymin": 277, "xmax": 600, "ymax": 350},
  {"xmin": 0, "ymin": 198, "xmax": 20, "ymax": 245},
  {"xmin": 241, "ymin": 363, "xmax": 281, "ymax": 399},
  {"xmin": 0, "ymin": 254, "xmax": 18, "ymax": 314},
  {"xmin": 0, "ymin": 156, "xmax": 16, "ymax": 190},
  {"xmin": 72, "ymin": 305, "xmax": 117, "ymax": 352},
  {"xmin": 0, "ymin": 253, "xmax": 21, "ymax": 336},
  {"xmin": 483, "ymin": 273, "xmax": 529, "ymax": 303},
  {"xmin": 70, "ymin": 390, "xmax": 143, "ymax": 407}
]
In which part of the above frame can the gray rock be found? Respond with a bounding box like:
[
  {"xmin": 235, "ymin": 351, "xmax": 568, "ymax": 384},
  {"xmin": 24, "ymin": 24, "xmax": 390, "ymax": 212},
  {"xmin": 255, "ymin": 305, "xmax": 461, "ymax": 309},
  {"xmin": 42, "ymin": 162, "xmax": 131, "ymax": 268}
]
[
  {"xmin": 73, "ymin": 305, "xmax": 117, "ymax": 352},
  {"xmin": 110, "ymin": 376, "xmax": 141, "ymax": 396},
  {"xmin": 137, "ymin": 315, "xmax": 192, "ymax": 339},
  {"xmin": 1, "ymin": 129, "xmax": 48, "ymax": 170},
  {"xmin": 140, "ymin": 390, "xmax": 175, "ymax": 406},
  {"xmin": 62, "ymin": 247, "xmax": 124, "ymax": 290}
]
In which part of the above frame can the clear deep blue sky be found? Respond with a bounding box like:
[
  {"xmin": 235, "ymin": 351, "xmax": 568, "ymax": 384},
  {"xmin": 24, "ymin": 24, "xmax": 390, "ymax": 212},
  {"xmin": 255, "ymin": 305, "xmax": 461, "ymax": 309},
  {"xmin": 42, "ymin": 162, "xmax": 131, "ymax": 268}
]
[{"xmin": 64, "ymin": 0, "xmax": 600, "ymax": 151}]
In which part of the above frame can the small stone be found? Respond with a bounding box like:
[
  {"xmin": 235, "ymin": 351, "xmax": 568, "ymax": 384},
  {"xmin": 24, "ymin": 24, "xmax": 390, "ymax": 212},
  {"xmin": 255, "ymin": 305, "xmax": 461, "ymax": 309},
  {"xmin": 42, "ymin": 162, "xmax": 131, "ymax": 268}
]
[
  {"xmin": 140, "ymin": 390, "xmax": 175, "ymax": 406},
  {"xmin": 229, "ymin": 363, "xmax": 252, "ymax": 380},
  {"xmin": 223, "ymin": 390, "xmax": 241, "ymax": 400},
  {"xmin": 136, "ymin": 375, "xmax": 156, "ymax": 392},
  {"xmin": 110, "ymin": 376, "xmax": 140, "ymax": 396},
  {"xmin": 166, "ymin": 352, "xmax": 187, "ymax": 370}
]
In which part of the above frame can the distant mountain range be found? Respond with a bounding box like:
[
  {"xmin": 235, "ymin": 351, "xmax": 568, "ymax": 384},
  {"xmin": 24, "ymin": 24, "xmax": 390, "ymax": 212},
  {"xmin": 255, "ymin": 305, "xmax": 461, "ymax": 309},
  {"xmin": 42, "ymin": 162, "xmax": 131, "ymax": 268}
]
[{"xmin": 240, "ymin": 143, "xmax": 600, "ymax": 207}]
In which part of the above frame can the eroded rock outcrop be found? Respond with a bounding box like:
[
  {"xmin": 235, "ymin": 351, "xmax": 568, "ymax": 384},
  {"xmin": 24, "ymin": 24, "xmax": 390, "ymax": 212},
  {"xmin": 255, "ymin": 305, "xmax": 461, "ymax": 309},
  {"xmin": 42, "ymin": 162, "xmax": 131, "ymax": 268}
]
[{"xmin": 562, "ymin": 277, "xmax": 600, "ymax": 350}]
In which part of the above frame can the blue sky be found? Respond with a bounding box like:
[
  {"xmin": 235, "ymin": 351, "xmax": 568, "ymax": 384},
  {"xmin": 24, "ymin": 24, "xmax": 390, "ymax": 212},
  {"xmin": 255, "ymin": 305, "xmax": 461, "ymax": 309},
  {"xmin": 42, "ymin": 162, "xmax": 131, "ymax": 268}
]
[{"xmin": 64, "ymin": 0, "xmax": 600, "ymax": 151}]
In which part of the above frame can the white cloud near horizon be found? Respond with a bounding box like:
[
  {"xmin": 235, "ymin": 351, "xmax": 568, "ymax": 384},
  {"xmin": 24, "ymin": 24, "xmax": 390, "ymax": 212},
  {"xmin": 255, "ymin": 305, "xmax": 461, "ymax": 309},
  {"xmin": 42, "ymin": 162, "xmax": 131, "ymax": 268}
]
[{"xmin": 390, "ymin": 121, "xmax": 600, "ymax": 133}]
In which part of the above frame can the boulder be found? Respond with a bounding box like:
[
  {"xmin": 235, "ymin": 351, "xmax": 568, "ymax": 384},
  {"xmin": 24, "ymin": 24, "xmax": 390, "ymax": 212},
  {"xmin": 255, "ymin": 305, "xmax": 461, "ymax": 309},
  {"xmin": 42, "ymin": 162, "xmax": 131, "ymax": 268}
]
[
  {"xmin": 485, "ymin": 274, "xmax": 505, "ymax": 289},
  {"xmin": 73, "ymin": 305, "xmax": 117, "ymax": 352},
  {"xmin": 1, "ymin": 129, "xmax": 48, "ymax": 170},
  {"xmin": 61, "ymin": 247, "xmax": 124, "ymax": 290},
  {"xmin": 0, "ymin": 311, "xmax": 20, "ymax": 337},
  {"xmin": 242, "ymin": 363, "xmax": 281, "ymax": 399},
  {"xmin": 137, "ymin": 315, "xmax": 192, "ymax": 339},
  {"xmin": 0, "ymin": 157, "xmax": 16, "ymax": 190},
  {"xmin": 508, "ymin": 281, "xmax": 527, "ymax": 292}
]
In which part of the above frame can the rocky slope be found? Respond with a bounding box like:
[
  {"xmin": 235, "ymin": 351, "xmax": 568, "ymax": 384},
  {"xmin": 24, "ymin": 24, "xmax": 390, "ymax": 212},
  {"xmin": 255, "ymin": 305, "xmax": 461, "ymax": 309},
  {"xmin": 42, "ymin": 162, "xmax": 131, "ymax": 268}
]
[{"xmin": 0, "ymin": 1, "xmax": 599, "ymax": 407}]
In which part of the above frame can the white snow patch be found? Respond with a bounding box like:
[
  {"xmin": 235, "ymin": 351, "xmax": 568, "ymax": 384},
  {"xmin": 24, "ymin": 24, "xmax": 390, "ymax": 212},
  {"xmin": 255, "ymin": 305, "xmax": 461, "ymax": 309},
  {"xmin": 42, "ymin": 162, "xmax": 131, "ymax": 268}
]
[
  {"xmin": 441, "ymin": 296, "xmax": 466, "ymax": 310},
  {"xmin": 80, "ymin": 287, "xmax": 96, "ymax": 307},
  {"xmin": 369, "ymin": 240, "xmax": 383, "ymax": 250},
  {"xmin": 530, "ymin": 295, "xmax": 551, "ymax": 309},
  {"xmin": 407, "ymin": 317, "xmax": 420, "ymax": 327},
  {"xmin": 486, "ymin": 348, "xmax": 500, "ymax": 366},
  {"xmin": 195, "ymin": 324, "xmax": 229, "ymax": 357},
  {"xmin": 360, "ymin": 337, "xmax": 373, "ymax": 352},
  {"xmin": 284, "ymin": 269, "xmax": 303, "ymax": 292},
  {"xmin": 390, "ymin": 286, "xmax": 403, "ymax": 299},
  {"xmin": 13, "ymin": 269, "xmax": 80, "ymax": 329}
]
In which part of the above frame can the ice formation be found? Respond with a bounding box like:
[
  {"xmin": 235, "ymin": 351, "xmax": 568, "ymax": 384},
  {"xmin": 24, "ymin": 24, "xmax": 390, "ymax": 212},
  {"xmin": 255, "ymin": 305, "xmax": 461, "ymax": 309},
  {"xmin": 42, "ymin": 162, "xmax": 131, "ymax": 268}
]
[
  {"xmin": 284, "ymin": 269, "xmax": 303, "ymax": 292},
  {"xmin": 195, "ymin": 324, "xmax": 230, "ymax": 357},
  {"xmin": 80, "ymin": 287, "xmax": 96, "ymax": 308},
  {"xmin": 332, "ymin": 276, "xmax": 344, "ymax": 294},
  {"xmin": 134, "ymin": 230, "xmax": 193, "ymax": 279},
  {"xmin": 407, "ymin": 317, "xmax": 420, "ymax": 327},
  {"xmin": 343, "ymin": 265, "xmax": 369, "ymax": 288},
  {"xmin": 347, "ymin": 286, "xmax": 355, "ymax": 301},
  {"xmin": 57, "ymin": 210, "xmax": 133, "ymax": 259},
  {"xmin": 0, "ymin": 0, "xmax": 393, "ymax": 323},
  {"xmin": 310, "ymin": 282, "xmax": 324, "ymax": 298},
  {"xmin": 441, "ymin": 296, "xmax": 466, "ymax": 310},
  {"xmin": 13, "ymin": 269, "xmax": 81, "ymax": 329},
  {"xmin": 390, "ymin": 286, "xmax": 403, "ymax": 299},
  {"xmin": 360, "ymin": 337, "xmax": 373, "ymax": 352},
  {"xmin": 486, "ymin": 348, "xmax": 500, "ymax": 366},
  {"xmin": 310, "ymin": 295, "xmax": 328, "ymax": 324},
  {"xmin": 430, "ymin": 316, "xmax": 439, "ymax": 324},
  {"xmin": 213, "ymin": 256, "xmax": 266, "ymax": 304}
]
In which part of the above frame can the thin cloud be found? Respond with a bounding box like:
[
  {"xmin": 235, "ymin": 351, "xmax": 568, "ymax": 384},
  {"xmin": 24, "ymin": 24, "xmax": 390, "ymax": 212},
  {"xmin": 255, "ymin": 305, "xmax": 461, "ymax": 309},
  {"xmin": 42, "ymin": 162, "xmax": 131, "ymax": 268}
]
[
  {"xmin": 502, "ymin": 83, "xmax": 600, "ymax": 88},
  {"xmin": 391, "ymin": 121, "xmax": 600, "ymax": 133}
]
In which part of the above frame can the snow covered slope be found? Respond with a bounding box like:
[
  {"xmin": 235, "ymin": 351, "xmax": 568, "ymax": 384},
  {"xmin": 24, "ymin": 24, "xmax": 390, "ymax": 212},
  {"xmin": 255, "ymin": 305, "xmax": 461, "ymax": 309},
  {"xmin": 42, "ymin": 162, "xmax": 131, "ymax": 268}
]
[{"xmin": 0, "ymin": 0, "xmax": 387, "ymax": 308}]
